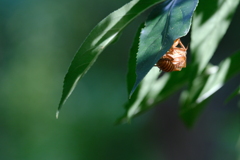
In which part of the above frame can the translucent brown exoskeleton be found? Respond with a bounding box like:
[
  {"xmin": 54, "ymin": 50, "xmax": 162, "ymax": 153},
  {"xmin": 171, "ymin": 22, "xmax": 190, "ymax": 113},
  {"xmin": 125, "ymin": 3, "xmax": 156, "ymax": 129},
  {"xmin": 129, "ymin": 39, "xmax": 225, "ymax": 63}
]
[{"xmin": 155, "ymin": 39, "xmax": 188, "ymax": 72}]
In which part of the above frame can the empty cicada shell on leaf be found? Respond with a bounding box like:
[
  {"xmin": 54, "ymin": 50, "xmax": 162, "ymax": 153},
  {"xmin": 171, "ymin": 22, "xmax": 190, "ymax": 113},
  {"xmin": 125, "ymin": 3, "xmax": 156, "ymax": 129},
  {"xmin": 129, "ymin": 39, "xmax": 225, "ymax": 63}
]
[{"xmin": 155, "ymin": 38, "xmax": 187, "ymax": 72}]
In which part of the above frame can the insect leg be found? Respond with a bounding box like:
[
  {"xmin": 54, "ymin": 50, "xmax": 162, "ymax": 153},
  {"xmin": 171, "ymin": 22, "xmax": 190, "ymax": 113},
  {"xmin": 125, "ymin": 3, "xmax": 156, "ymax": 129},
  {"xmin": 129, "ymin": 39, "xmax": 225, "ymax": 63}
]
[{"xmin": 178, "ymin": 39, "xmax": 187, "ymax": 50}]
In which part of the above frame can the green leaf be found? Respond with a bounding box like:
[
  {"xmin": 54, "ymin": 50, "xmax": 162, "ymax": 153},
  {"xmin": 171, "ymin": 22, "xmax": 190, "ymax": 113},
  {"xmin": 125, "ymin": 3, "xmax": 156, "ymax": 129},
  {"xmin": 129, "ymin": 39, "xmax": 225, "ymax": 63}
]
[
  {"xmin": 119, "ymin": 41, "xmax": 191, "ymax": 123},
  {"xmin": 130, "ymin": 0, "xmax": 199, "ymax": 96},
  {"xmin": 119, "ymin": 69, "xmax": 189, "ymax": 123},
  {"xmin": 190, "ymin": 0, "xmax": 239, "ymax": 76},
  {"xmin": 118, "ymin": 67, "xmax": 160, "ymax": 124},
  {"xmin": 180, "ymin": 51, "xmax": 240, "ymax": 127},
  {"xmin": 57, "ymin": 0, "xmax": 166, "ymax": 114},
  {"xmin": 127, "ymin": 23, "xmax": 145, "ymax": 97},
  {"xmin": 179, "ymin": 0, "xmax": 240, "ymax": 127},
  {"xmin": 118, "ymin": 23, "xmax": 159, "ymax": 123},
  {"xmin": 225, "ymin": 86, "xmax": 240, "ymax": 103},
  {"xmin": 198, "ymin": 52, "xmax": 240, "ymax": 103}
]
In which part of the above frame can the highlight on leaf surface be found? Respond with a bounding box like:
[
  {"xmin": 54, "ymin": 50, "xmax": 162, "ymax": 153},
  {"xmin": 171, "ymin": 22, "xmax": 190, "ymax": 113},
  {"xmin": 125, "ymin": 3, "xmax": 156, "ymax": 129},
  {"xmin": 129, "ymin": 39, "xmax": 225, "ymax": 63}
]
[
  {"xmin": 180, "ymin": 51, "xmax": 240, "ymax": 127},
  {"xmin": 179, "ymin": 0, "xmax": 240, "ymax": 127}
]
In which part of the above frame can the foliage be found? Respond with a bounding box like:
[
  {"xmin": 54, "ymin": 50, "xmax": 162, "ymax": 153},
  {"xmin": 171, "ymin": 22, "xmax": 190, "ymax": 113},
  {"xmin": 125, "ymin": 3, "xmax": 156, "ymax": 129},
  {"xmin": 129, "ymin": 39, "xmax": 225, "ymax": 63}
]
[
  {"xmin": 57, "ymin": 0, "xmax": 165, "ymax": 113},
  {"xmin": 58, "ymin": 0, "xmax": 240, "ymax": 127}
]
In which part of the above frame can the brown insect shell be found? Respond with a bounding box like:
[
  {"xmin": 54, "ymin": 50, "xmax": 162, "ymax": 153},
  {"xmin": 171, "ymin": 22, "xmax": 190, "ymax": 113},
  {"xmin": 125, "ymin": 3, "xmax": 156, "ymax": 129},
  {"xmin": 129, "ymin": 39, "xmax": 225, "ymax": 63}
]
[
  {"xmin": 155, "ymin": 39, "xmax": 187, "ymax": 72},
  {"xmin": 168, "ymin": 48, "xmax": 187, "ymax": 69},
  {"xmin": 156, "ymin": 53, "xmax": 175, "ymax": 72}
]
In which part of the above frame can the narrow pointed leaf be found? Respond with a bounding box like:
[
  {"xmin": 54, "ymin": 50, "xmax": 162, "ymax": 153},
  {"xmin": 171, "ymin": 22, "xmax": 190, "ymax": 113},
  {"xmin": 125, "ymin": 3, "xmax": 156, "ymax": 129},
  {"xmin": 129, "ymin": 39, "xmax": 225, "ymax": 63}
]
[
  {"xmin": 119, "ymin": 69, "xmax": 189, "ymax": 123},
  {"xmin": 180, "ymin": 51, "xmax": 240, "ymax": 127},
  {"xmin": 119, "ymin": 47, "xmax": 191, "ymax": 123},
  {"xmin": 118, "ymin": 68, "xmax": 160, "ymax": 124},
  {"xmin": 58, "ymin": 0, "xmax": 166, "ymax": 112},
  {"xmin": 197, "ymin": 52, "xmax": 240, "ymax": 103},
  {"xmin": 179, "ymin": 0, "xmax": 240, "ymax": 127},
  {"xmin": 117, "ymin": 23, "xmax": 159, "ymax": 124},
  {"xmin": 127, "ymin": 23, "xmax": 145, "ymax": 97},
  {"xmin": 130, "ymin": 0, "xmax": 199, "ymax": 95},
  {"xmin": 190, "ymin": 0, "xmax": 239, "ymax": 76}
]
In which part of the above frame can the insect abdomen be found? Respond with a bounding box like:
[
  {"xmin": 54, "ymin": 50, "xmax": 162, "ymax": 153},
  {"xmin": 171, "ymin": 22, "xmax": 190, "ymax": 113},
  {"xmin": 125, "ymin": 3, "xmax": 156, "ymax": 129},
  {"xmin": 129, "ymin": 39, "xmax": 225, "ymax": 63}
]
[{"xmin": 156, "ymin": 58, "xmax": 175, "ymax": 72}]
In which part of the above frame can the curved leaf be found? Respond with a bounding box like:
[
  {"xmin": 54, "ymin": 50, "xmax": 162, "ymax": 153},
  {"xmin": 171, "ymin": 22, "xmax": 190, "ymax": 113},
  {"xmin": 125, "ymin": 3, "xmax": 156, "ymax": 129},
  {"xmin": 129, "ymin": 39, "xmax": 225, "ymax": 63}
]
[
  {"xmin": 190, "ymin": 0, "xmax": 239, "ymax": 75},
  {"xmin": 118, "ymin": 22, "xmax": 160, "ymax": 124},
  {"xmin": 180, "ymin": 51, "xmax": 240, "ymax": 127},
  {"xmin": 119, "ymin": 68, "xmax": 189, "ymax": 123},
  {"xmin": 57, "ymin": 0, "xmax": 166, "ymax": 115},
  {"xmin": 179, "ymin": 0, "xmax": 240, "ymax": 127},
  {"xmin": 130, "ymin": 0, "xmax": 199, "ymax": 95},
  {"xmin": 126, "ymin": 23, "xmax": 145, "ymax": 97},
  {"xmin": 118, "ymin": 68, "xmax": 160, "ymax": 124}
]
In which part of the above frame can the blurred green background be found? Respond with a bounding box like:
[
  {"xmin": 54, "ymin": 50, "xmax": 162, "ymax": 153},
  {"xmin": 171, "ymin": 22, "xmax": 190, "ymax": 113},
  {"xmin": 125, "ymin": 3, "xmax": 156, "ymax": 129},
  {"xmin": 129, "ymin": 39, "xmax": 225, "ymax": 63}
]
[{"xmin": 0, "ymin": 0, "xmax": 240, "ymax": 160}]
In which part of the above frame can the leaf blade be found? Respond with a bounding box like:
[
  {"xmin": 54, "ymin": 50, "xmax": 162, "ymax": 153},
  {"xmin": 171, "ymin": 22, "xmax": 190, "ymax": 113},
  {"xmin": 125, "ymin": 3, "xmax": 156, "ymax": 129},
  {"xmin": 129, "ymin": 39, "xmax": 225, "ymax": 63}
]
[
  {"xmin": 190, "ymin": 0, "xmax": 239, "ymax": 75},
  {"xmin": 180, "ymin": 51, "xmax": 240, "ymax": 127},
  {"xmin": 126, "ymin": 23, "xmax": 145, "ymax": 97},
  {"xmin": 58, "ymin": 0, "xmax": 166, "ymax": 112},
  {"xmin": 179, "ymin": 0, "xmax": 240, "ymax": 127},
  {"xmin": 131, "ymin": 0, "xmax": 199, "ymax": 95}
]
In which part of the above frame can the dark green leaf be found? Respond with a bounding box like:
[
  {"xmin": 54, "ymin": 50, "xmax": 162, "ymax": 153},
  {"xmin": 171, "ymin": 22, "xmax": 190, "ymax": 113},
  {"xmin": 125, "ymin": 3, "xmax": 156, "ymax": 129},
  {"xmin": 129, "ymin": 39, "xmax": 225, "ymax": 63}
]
[
  {"xmin": 57, "ymin": 0, "xmax": 165, "ymax": 115},
  {"xmin": 130, "ymin": 0, "xmax": 199, "ymax": 96},
  {"xmin": 127, "ymin": 23, "xmax": 145, "ymax": 97},
  {"xmin": 225, "ymin": 86, "xmax": 240, "ymax": 103}
]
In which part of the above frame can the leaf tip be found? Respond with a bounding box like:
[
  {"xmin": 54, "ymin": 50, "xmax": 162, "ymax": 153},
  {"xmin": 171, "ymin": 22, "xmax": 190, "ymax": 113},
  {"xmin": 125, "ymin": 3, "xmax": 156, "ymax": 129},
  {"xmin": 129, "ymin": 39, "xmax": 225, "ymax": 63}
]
[
  {"xmin": 129, "ymin": 83, "xmax": 138, "ymax": 99},
  {"xmin": 56, "ymin": 110, "xmax": 60, "ymax": 119},
  {"xmin": 128, "ymin": 94, "xmax": 132, "ymax": 99},
  {"xmin": 129, "ymin": 91, "xmax": 134, "ymax": 99}
]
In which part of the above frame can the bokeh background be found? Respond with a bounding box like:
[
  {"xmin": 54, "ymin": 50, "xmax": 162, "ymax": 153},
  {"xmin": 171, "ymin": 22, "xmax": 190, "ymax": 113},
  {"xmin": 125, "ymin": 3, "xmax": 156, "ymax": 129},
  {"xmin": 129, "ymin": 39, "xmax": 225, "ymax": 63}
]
[{"xmin": 0, "ymin": 0, "xmax": 240, "ymax": 160}]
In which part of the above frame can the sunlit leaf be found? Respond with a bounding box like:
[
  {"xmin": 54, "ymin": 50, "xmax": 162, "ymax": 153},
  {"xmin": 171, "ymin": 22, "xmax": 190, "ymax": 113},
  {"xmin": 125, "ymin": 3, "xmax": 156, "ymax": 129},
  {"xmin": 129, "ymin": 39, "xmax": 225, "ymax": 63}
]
[
  {"xmin": 119, "ymin": 69, "xmax": 189, "ymax": 123},
  {"xmin": 130, "ymin": 0, "xmax": 199, "ymax": 95},
  {"xmin": 57, "ymin": 0, "xmax": 166, "ymax": 114},
  {"xmin": 117, "ymin": 23, "xmax": 159, "ymax": 123},
  {"xmin": 180, "ymin": 51, "xmax": 240, "ymax": 127},
  {"xmin": 190, "ymin": 0, "xmax": 239, "ymax": 76},
  {"xmin": 179, "ymin": 0, "xmax": 240, "ymax": 127},
  {"xmin": 118, "ymin": 67, "xmax": 160, "ymax": 124},
  {"xmin": 119, "ymin": 52, "xmax": 191, "ymax": 123}
]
